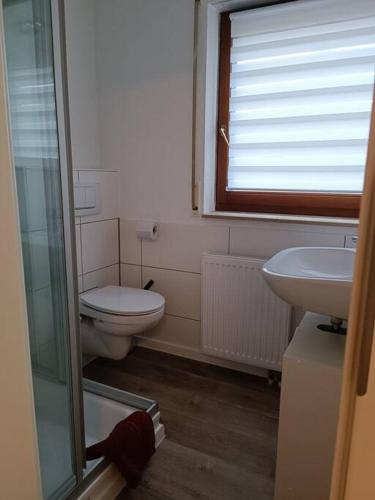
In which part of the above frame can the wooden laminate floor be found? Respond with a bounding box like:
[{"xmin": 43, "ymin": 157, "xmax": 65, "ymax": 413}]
[{"xmin": 83, "ymin": 348, "xmax": 280, "ymax": 500}]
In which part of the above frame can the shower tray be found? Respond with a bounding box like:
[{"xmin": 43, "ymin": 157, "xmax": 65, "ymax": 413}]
[
  {"xmin": 74, "ymin": 378, "xmax": 165, "ymax": 499},
  {"xmin": 34, "ymin": 376, "xmax": 164, "ymax": 500}
]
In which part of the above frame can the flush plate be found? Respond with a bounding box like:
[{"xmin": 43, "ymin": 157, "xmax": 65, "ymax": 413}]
[{"xmin": 74, "ymin": 182, "xmax": 100, "ymax": 216}]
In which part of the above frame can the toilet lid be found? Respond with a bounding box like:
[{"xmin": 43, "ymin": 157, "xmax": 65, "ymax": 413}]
[{"xmin": 80, "ymin": 285, "xmax": 165, "ymax": 316}]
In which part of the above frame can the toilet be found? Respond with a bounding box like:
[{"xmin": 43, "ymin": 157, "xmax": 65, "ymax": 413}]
[{"xmin": 79, "ymin": 285, "xmax": 165, "ymax": 360}]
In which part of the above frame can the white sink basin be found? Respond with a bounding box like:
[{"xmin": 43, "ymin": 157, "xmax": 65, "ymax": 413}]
[{"xmin": 262, "ymin": 247, "xmax": 355, "ymax": 320}]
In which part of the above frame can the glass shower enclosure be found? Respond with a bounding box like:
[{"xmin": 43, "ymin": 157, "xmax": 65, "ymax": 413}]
[
  {"xmin": 2, "ymin": 2, "xmax": 165, "ymax": 498},
  {"xmin": 2, "ymin": 0, "xmax": 84, "ymax": 497}
]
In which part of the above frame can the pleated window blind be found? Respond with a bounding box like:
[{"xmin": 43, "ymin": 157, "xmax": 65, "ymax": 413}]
[
  {"xmin": 8, "ymin": 67, "xmax": 58, "ymax": 160},
  {"xmin": 216, "ymin": 0, "xmax": 375, "ymax": 216}
]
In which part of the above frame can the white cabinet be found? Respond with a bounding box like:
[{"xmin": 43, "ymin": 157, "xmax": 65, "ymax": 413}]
[{"xmin": 275, "ymin": 313, "xmax": 346, "ymax": 500}]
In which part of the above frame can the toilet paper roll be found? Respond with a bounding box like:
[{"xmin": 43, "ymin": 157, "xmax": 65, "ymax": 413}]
[{"xmin": 136, "ymin": 221, "xmax": 159, "ymax": 241}]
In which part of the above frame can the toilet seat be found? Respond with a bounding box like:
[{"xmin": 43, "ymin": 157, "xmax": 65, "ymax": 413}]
[
  {"xmin": 80, "ymin": 285, "xmax": 165, "ymax": 316},
  {"xmin": 80, "ymin": 301, "xmax": 164, "ymax": 328},
  {"xmin": 80, "ymin": 285, "xmax": 165, "ymax": 357}
]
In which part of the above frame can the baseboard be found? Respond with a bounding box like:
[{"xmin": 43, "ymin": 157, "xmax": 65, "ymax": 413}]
[
  {"xmin": 135, "ymin": 336, "xmax": 268, "ymax": 378},
  {"xmin": 77, "ymin": 464, "xmax": 125, "ymax": 500}
]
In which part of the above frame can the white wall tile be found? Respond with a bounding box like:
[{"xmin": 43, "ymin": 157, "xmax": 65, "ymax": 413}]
[
  {"xmin": 22, "ymin": 230, "xmax": 51, "ymax": 291},
  {"xmin": 75, "ymin": 225, "xmax": 82, "ymax": 276},
  {"xmin": 77, "ymin": 276, "xmax": 83, "ymax": 294},
  {"xmin": 120, "ymin": 219, "xmax": 141, "ymax": 265},
  {"xmin": 79, "ymin": 170, "xmax": 119, "ymax": 223},
  {"xmin": 73, "ymin": 170, "xmax": 80, "ymax": 224},
  {"xmin": 20, "ymin": 168, "xmax": 48, "ymax": 232},
  {"xmin": 37, "ymin": 341, "xmax": 58, "ymax": 374},
  {"xmin": 230, "ymin": 226, "xmax": 346, "ymax": 259},
  {"xmin": 82, "ymin": 264, "xmax": 119, "ymax": 291},
  {"xmin": 81, "ymin": 219, "xmax": 119, "ymax": 273},
  {"xmin": 137, "ymin": 314, "xmax": 201, "ymax": 350},
  {"xmin": 32, "ymin": 287, "xmax": 54, "ymax": 347},
  {"xmin": 142, "ymin": 222, "xmax": 229, "ymax": 273},
  {"xmin": 142, "ymin": 267, "xmax": 200, "ymax": 320},
  {"xmin": 121, "ymin": 263, "xmax": 142, "ymax": 288},
  {"xmin": 31, "ymin": 286, "xmax": 59, "ymax": 373}
]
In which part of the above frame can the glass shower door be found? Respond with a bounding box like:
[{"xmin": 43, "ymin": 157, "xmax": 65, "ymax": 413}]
[{"xmin": 2, "ymin": 0, "xmax": 84, "ymax": 498}]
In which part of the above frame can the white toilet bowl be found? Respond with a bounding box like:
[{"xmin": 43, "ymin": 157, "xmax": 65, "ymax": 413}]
[{"xmin": 79, "ymin": 285, "xmax": 165, "ymax": 360}]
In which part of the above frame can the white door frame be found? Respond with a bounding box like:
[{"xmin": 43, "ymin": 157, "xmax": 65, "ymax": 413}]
[
  {"xmin": 0, "ymin": 5, "xmax": 42, "ymax": 499},
  {"xmin": 330, "ymin": 90, "xmax": 375, "ymax": 499}
]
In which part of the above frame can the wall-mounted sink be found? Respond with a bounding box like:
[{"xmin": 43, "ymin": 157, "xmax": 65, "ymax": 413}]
[{"xmin": 262, "ymin": 247, "xmax": 355, "ymax": 320}]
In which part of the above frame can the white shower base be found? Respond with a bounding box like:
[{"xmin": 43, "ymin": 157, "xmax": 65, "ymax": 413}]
[
  {"xmin": 34, "ymin": 376, "xmax": 165, "ymax": 499},
  {"xmin": 34, "ymin": 376, "xmax": 76, "ymax": 499},
  {"xmin": 84, "ymin": 389, "xmax": 165, "ymax": 473},
  {"xmin": 81, "ymin": 388, "xmax": 165, "ymax": 499}
]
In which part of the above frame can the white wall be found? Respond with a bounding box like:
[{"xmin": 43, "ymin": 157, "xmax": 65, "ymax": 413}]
[
  {"xmin": 94, "ymin": 0, "xmax": 195, "ymax": 221},
  {"xmin": 65, "ymin": 0, "xmax": 102, "ymax": 170},
  {"xmin": 65, "ymin": 2, "xmax": 121, "ymax": 293},
  {"xmin": 93, "ymin": 0, "xmax": 360, "ymax": 226},
  {"xmin": 83, "ymin": 0, "xmax": 358, "ymax": 370}
]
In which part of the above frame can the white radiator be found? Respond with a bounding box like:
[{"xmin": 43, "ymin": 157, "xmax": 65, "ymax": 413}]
[{"xmin": 202, "ymin": 254, "xmax": 292, "ymax": 370}]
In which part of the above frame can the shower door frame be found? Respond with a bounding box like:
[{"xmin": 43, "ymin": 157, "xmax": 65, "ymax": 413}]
[
  {"xmin": 1, "ymin": 0, "xmax": 86, "ymax": 495},
  {"xmin": 49, "ymin": 0, "xmax": 86, "ymax": 488}
]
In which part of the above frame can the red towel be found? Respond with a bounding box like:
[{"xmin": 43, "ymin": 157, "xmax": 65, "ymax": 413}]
[{"xmin": 86, "ymin": 410, "xmax": 155, "ymax": 488}]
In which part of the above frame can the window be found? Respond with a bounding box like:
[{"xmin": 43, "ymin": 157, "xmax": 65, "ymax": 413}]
[
  {"xmin": 8, "ymin": 67, "xmax": 58, "ymax": 161},
  {"xmin": 216, "ymin": 0, "xmax": 375, "ymax": 217}
]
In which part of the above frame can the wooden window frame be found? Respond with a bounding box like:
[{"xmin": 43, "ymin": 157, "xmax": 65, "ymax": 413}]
[{"xmin": 215, "ymin": 12, "xmax": 361, "ymax": 218}]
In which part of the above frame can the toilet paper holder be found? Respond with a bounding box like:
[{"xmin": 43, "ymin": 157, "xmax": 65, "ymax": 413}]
[{"xmin": 136, "ymin": 221, "xmax": 159, "ymax": 241}]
